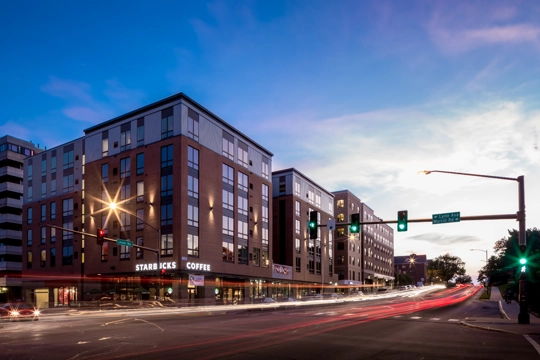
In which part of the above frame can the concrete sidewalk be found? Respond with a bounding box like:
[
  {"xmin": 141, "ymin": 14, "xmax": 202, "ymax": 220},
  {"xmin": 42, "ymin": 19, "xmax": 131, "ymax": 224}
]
[{"xmin": 462, "ymin": 287, "xmax": 540, "ymax": 334}]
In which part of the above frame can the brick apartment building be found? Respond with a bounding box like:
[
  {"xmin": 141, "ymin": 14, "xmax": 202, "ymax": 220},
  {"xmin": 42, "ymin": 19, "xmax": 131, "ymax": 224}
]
[
  {"xmin": 394, "ymin": 253, "xmax": 427, "ymax": 286},
  {"xmin": 22, "ymin": 93, "xmax": 275, "ymax": 306}
]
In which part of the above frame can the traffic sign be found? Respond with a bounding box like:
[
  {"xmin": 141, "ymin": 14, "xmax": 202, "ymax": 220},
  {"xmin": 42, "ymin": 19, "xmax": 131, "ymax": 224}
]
[
  {"xmin": 432, "ymin": 212, "xmax": 460, "ymax": 224},
  {"xmin": 117, "ymin": 239, "xmax": 133, "ymax": 247}
]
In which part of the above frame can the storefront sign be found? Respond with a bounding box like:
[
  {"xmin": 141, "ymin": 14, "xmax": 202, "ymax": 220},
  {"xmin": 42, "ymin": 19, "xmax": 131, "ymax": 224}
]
[
  {"xmin": 135, "ymin": 261, "xmax": 177, "ymax": 271},
  {"xmin": 272, "ymin": 263, "xmax": 293, "ymax": 280},
  {"xmin": 189, "ymin": 275, "xmax": 205, "ymax": 286},
  {"xmin": 186, "ymin": 262, "xmax": 211, "ymax": 271}
]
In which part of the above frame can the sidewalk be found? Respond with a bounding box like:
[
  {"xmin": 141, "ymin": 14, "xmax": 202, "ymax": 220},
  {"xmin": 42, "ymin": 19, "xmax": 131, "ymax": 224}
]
[{"xmin": 462, "ymin": 287, "xmax": 540, "ymax": 334}]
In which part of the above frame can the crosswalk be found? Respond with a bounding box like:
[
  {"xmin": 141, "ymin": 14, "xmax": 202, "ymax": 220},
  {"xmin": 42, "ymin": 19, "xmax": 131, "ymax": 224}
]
[
  {"xmin": 392, "ymin": 315, "xmax": 461, "ymax": 322},
  {"xmin": 267, "ymin": 311, "xmax": 462, "ymax": 322}
]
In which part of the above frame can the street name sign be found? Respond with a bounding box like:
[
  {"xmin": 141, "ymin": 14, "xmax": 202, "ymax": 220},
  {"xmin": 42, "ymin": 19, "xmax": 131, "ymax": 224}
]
[
  {"xmin": 432, "ymin": 212, "xmax": 460, "ymax": 224},
  {"xmin": 116, "ymin": 239, "xmax": 133, "ymax": 247}
]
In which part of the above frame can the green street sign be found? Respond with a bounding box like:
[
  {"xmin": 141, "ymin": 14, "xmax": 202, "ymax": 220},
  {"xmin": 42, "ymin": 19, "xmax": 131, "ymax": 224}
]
[
  {"xmin": 432, "ymin": 212, "xmax": 460, "ymax": 224},
  {"xmin": 116, "ymin": 239, "xmax": 133, "ymax": 247}
]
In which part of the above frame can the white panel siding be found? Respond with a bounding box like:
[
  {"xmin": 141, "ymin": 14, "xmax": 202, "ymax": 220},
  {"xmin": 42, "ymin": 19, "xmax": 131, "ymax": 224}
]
[
  {"xmin": 108, "ymin": 126, "xmax": 121, "ymax": 157},
  {"xmin": 145, "ymin": 111, "xmax": 161, "ymax": 144},
  {"xmin": 198, "ymin": 113, "xmax": 225, "ymax": 155},
  {"xmin": 85, "ymin": 133, "xmax": 102, "ymax": 164}
]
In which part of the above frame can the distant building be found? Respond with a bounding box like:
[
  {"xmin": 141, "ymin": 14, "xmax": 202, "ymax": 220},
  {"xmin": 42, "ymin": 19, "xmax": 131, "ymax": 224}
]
[
  {"xmin": 333, "ymin": 190, "xmax": 394, "ymax": 292},
  {"xmin": 272, "ymin": 168, "xmax": 336, "ymax": 297},
  {"xmin": 394, "ymin": 253, "xmax": 427, "ymax": 285},
  {"xmin": 0, "ymin": 135, "xmax": 41, "ymax": 302}
]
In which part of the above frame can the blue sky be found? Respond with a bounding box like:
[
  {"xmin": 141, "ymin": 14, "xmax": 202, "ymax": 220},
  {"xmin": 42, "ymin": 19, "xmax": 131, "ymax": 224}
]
[{"xmin": 2, "ymin": 0, "xmax": 540, "ymax": 281}]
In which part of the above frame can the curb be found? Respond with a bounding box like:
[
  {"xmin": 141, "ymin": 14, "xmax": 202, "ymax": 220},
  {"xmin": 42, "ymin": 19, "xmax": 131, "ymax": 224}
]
[
  {"xmin": 498, "ymin": 300, "xmax": 511, "ymax": 320},
  {"xmin": 460, "ymin": 321, "xmax": 517, "ymax": 334}
]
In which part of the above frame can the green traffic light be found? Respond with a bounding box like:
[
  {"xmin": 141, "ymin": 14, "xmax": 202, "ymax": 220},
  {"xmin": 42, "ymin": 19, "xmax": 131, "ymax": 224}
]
[
  {"xmin": 309, "ymin": 222, "xmax": 316, "ymax": 229},
  {"xmin": 520, "ymin": 258, "xmax": 527, "ymax": 265},
  {"xmin": 351, "ymin": 225, "xmax": 358, "ymax": 232}
]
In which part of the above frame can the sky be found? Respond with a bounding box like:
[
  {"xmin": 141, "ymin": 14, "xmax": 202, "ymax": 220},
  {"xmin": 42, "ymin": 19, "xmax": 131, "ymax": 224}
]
[{"xmin": 2, "ymin": 0, "xmax": 539, "ymax": 282}]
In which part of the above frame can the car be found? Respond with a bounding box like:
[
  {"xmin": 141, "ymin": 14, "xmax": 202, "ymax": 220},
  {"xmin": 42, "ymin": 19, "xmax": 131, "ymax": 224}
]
[
  {"xmin": 0, "ymin": 302, "xmax": 40, "ymax": 321},
  {"xmin": 261, "ymin": 297, "xmax": 277, "ymax": 303},
  {"xmin": 301, "ymin": 294, "xmax": 323, "ymax": 301},
  {"xmin": 349, "ymin": 291, "xmax": 364, "ymax": 297},
  {"xmin": 399, "ymin": 286, "xmax": 408, "ymax": 291},
  {"xmin": 277, "ymin": 297, "xmax": 297, "ymax": 302}
]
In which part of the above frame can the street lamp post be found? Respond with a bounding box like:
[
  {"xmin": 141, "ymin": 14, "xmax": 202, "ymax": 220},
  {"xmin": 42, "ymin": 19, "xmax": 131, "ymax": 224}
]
[
  {"xmin": 471, "ymin": 249, "xmax": 488, "ymax": 286},
  {"xmin": 421, "ymin": 170, "xmax": 528, "ymax": 324}
]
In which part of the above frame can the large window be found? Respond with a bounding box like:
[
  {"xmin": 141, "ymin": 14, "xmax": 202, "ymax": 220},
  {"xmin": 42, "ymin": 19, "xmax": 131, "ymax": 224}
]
[
  {"xmin": 237, "ymin": 220, "xmax": 248, "ymax": 241},
  {"xmin": 237, "ymin": 141, "xmax": 248, "ymax": 168},
  {"xmin": 188, "ymin": 146, "xmax": 199, "ymax": 170},
  {"xmin": 63, "ymin": 150, "xmax": 74, "ymax": 169},
  {"xmin": 41, "ymin": 227, "xmax": 46, "ymax": 245},
  {"xmin": 136, "ymin": 209, "xmax": 144, "ymax": 230},
  {"xmin": 238, "ymin": 172, "xmax": 248, "ymax": 192},
  {"xmin": 188, "ymin": 205, "xmax": 198, "ymax": 227},
  {"xmin": 161, "ymin": 204, "xmax": 173, "ymax": 226},
  {"xmin": 102, "ymin": 163, "xmax": 108, "ymax": 182},
  {"xmin": 27, "ymin": 229, "xmax": 32, "ymax": 246},
  {"xmin": 137, "ymin": 121, "xmax": 145, "ymax": 146},
  {"xmin": 222, "ymin": 132, "xmax": 234, "ymax": 160},
  {"xmin": 41, "ymin": 158, "xmax": 47, "ymax": 176},
  {"xmin": 41, "ymin": 182, "xmax": 46, "ymax": 198},
  {"xmin": 120, "ymin": 184, "xmax": 130, "ymax": 204},
  {"xmin": 238, "ymin": 245, "xmax": 248, "ymax": 265},
  {"xmin": 222, "ymin": 241, "xmax": 234, "ymax": 262},
  {"xmin": 136, "ymin": 237, "xmax": 143, "ymax": 259},
  {"xmin": 63, "ymin": 174, "xmax": 73, "ymax": 192},
  {"xmin": 161, "ymin": 233, "xmax": 173, "ymax": 256},
  {"xmin": 238, "ymin": 196, "xmax": 248, "ymax": 216},
  {"xmin": 41, "ymin": 249, "xmax": 46, "ymax": 267},
  {"xmin": 51, "ymin": 179, "xmax": 56, "ymax": 195},
  {"xmin": 223, "ymin": 190, "xmax": 234, "ymax": 211},
  {"xmin": 137, "ymin": 181, "xmax": 144, "ymax": 202},
  {"xmin": 161, "ymin": 108, "xmax": 174, "ymax": 139},
  {"xmin": 161, "ymin": 175, "xmax": 172, "ymax": 197},
  {"xmin": 120, "ymin": 245, "xmax": 130, "ymax": 260},
  {"xmin": 295, "ymin": 238, "xmax": 301, "ymax": 253},
  {"xmin": 63, "ymin": 198, "xmax": 73, "ymax": 216},
  {"xmin": 253, "ymin": 248, "xmax": 260, "ymax": 267},
  {"xmin": 50, "ymin": 248, "xmax": 56, "ymax": 267},
  {"xmin": 187, "ymin": 108, "xmax": 199, "ymax": 142},
  {"xmin": 120, "ymin": 126, "xmax": 131, "ymax": 151},
  {"xmin": 262, "ymin": 157, "xmax": 269, "ymax": 180},
  {"xmin": 188, "ymin": 234, "xmax": 199, "ymax": 257},
  {"xmin": 41, "ymin": 204, "xmax": 46, "ymax": 221},
  {"xmin": 102, "ymin": 136, "xmax": 108, "ymax": 157},
  {"xmin": 262, "ymin": 184, "xmax": 269, "ymax": 201},
  {"xmin": 27, "ymin": 251, "xmax": 32, "ymax": 268},
  {"xmin": 136, "ymin": 153, "xmax": 144, "ymax": 175},
  {"xmin": 222, "ymin": 215, "xmax": 234, "ymax": 236},
  {"xmin": 187, "ymin": 175, "xmax": 198, "ymax": 198},
  {"xmin": 50, "ymin": 227, "xmax": 56, "ymax": 243},
  {"xmin": 27, "ymin": 207, "xmax": 32, "ymax": 224},
  {"xmin": 295, "ymin": 201, "xmax": 300, "ymax": 217},
  {"xmin": 120, "ymin": 157, "xmax": 131, "ymax": 178},
  {"xmin": 161, "ymin": 145, "xmax": 173, "ymax": 167},
  {"xmin": 120, "ymin": 211, "xmax": 130, "ymax": 232},
  {"xmin": 62, "ymin": 245, "xmax": 73, "ymax": 265},
  {"xmin": 222, "ymin": 164, "xmax": 234, "ymax": 185}
]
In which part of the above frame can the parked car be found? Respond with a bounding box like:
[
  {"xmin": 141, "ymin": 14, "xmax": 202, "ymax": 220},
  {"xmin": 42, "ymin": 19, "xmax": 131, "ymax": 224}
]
[
  {"xmin": 262, "ymin": 297, "xmax": 277, "ymax": 304},
  {"xmin": 277, "ymin": 297, "xmax": 297, "ymax": 302},
  {"xmin": 349, "ymin": 291, "xmax": 364, "ymax": 297},
  {"xmin": 0, "ymin": 302, "xmax": 40, "ymax": 321},
  {"xmin": 399, "ymin": 286, "xmax": 408, "ymax": 291}
]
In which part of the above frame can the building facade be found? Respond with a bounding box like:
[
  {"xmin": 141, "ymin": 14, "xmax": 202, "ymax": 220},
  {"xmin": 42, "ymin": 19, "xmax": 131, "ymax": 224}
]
[
  {"xmin": 272, "ymin": 168, "xmax": 336, "ymax": 298},
  {"xmin": 0, "ymin": 136, "xmax": 41, "ymax": 302},
  {"xmin": 22, "ymin": 93, "xmax": 275, "ymax": 306},
  {"xmin": 333, "ymin": 190, "xmax": 394, "ymax": 293},
  {"xmin": 394, "ymin": 253, "xmax": 427, "ymax": 286}
]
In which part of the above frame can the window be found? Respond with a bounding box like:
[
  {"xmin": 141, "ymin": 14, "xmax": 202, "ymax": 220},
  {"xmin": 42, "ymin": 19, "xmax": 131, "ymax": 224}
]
[
  {"xmin": 296, "ymin": 257, "xmax": 301, "ymax": 272},
  {"xmin": 295, "ymin": 220, "xmax": 300, "ymax": 235},
  {"xmin": 253, "ymin": 248, "xmax": 260, "ymax": 267},
  {"xmin": 222, "ymin": 164, "xmax": 234, "ymax": 185},
  {"xmin": 222, "ymin": 131, "xmax": 234, "ymax": 160},
  {"xmin": 137, "ymin": 119, "xmax": 144, "ymax": 146},
  {"xmin": 237, "ymin": 141, "xmax": 248, "ymax": 168},
  {"xmin": 27, "ymin": 229, "xmax": 32, "ymax": 246},
  {"xmin": 262, "ymin": 250, "xmax": 269, "ymax": 268},
  {"xmin": 238, "ymin": 172, "xmax": 248, "ymax": 192},
  {"xmin": 337, "ymin": 228, "xmax": 345, "ymax": 236},
  {"xmin": 27, "ymin": 251, "xmax": 32, "ymax": 268},
  {"xmin": 102, "ymin": 163, "xmax": 108, "ymax": 182},
  {"xmin": 315, "ymin": 191, "xmax": 321, "ymax": 208},
  {"xmin": 63, "ymin": 150, "xmax": 74, "ymax": 169},
  {"xmin": 161, "ymin": 204, "xmax": 173, "ymax": 226},
  {"xmin": 136, "ymin": 237, "xmax": 143, "ymax": 259},
  {"xmin": 41, "ymin": 159, "xmax": 47, "ymax": 176},
  {"xmin": 50, "ymin": 248, "xmax": 56, "ymax": 267},
  {"xmin": 238, "ymin": 245, "xmax": 248, "ymax": 265},
  {"xmin": 51, "ymin": 155, "xmax": 56, "ymax": 173},
  {"xmin": 222, "ymin": 215, "xmax": 234, "ymax": 236},
  {"xmin": 63, "ymin": 198, "xmax": 73, "ymax": 216},
  {"xmin": 50, "ymin": 227, "xmax": 56, "ymax": 243},
  {"xmin": 120, "ymin": 157, "xmax": 130, "ymax": 178},
  {"xmin": 27, "ymin": 164, "xmax": 33, "ymax": 181},
  {"xmin": 137, "ymin": 181, "xmax": 144, "ymax": 202},
  {"xmin": 63, "ymin": 174, "xmax": 74, "ymax": 192},
  {"xmin": 161, "ymin": 145, "xmax": 173, "ymax": 167},
  {"xmin": 50, "ymin": 202, "xmax": 56, "ymax": 220},
  {"xmin": 187, "ymin": 175, "xmax": 198, "ymax": 198},
  {"xmin": 51, "ymin": 179, "xmax": 56, "ymax": 196},
  {"xmin": 41, "ymin": 204, "xmax": 46, "ymax": 221},
  {"xmin": 238, "ymin": 196, "xmax": 248, "ymax": 216},
  {"xmin": 161, "ymin": 175, "xmax": 172, "ymax": 197},
  {"xmin": 102, "ymin": 135, "xmax": 109, "ymax": 157},
  {"xmin": 161, "ymin": 233, "xmax": 173, "ymax": 256},
  {"xmin": 262, "ymin": 228, "xmax": 269, "ymax": 246},
  {"xmin": 262, "ymin": 184, "xmax": 269, "ymax": 201},
  {"xmin": 188, "ymin": 234, "xmax": 199, "ymax": 257},
  {"xmin": 188, "ymin": 204, "xmax": 198, "ymax": 227},
  {"xmin": 27, "ymin": 208, "xmax": 32, "ymax": 224},
  {"xmin": 223, "ymin": 190, "xmax": 234, "ymax": 211},
  {"xmin": 28, "ymin": 186, "xmax": 32, "ymax": 202},
  {"xmin": 41, "ymin": 182, "xmax": 46, "ymax": 198},
  {"xmin": 41, "ymin": 227, "xmax": 46, "ymax": 245},
  {"xmin": 101, "ymin": 242, "xmax": 109, "ymax": 261},
  {"xmin": 337, "ymin": 213, "xmax": 345, "ymax": 222},
  {"xmin": 187, "ymin": 108, "xmax": 199, "ymax": 142},
  {"xmin": 308, "ymin": 186, "xmax": 314, "ymax": 204},
  {"xmin": 136, "ymin": 209, "xmax": 144, "ymax": 230},
  {"xmin": 295, "ymin": 201, "xmax": 300, "ymax": 216},
  {"xmin": 188, "ymin": 146, "xmax": 199, "ymax": 170},
  {"xmin": 295, "ymin": 238, "xmax": 301, "ymax": 253},
  {"xmin": 120, "ymin": 184, "xmax": 130, "ymax": 204},
  {"xmin": 238, "ymin": 220, "xmax": 248, "ymax": 241},
  {"xmin": 294, "ymin": 180, "xmax": 301, "ymax": 197},
  {"xmin": 161, "ymin": 108, "xmax": 173, "ymax": 139},
  {"xmin": 63, "ymin": 222, "xmax": 73, "ymax": 241},
  {"xmin": 120, "ymin": 211, "xmax": 130, "ymax": 232},
  {"xmin": 222, "ymin": 241, "xmax": 234, "ymax": 262},
  {"xmin": 262, "ymin": 204, "xmax": 268, "ymax": 223},
  {"xmin": 262, "ymin": 157, "xmax": 269, "ymax": 180},
  {"xmin": 62, "ymin": 245, "xmax": 73, "ymax": 265},
  {"xmin": 120, "ymin": 126, "xmax": 131, "ymax": 151},
  {"xmin": 120, "ymin": 245, "xmax": 130, "ymax": 260},
  {"xmin": 136, "ymin": 153, "xmax": 144, "ymax": 175},
  {"xmin": 41, "ymin": 249, "xmax": 46, "ymax": 267}
]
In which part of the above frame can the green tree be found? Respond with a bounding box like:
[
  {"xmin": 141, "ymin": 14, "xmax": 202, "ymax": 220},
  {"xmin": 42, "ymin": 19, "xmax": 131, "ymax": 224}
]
[
  {"xmin": 454, "ymin": 275, "xmax": 472, "ymax": 284},
  {"xmin": 395, "ymin": 273, "xmax": 414, "ymax": 286},
  {"xmin": 427, "ymin": 253, "xmax": 466, "ymax": 283}
]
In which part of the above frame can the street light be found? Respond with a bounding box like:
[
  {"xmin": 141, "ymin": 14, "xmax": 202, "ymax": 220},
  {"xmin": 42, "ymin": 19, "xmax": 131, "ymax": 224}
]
[
  {"xmin": 471, "ymin": 249, "xmax": 488, "ymax": 286},
  {"xmin": 420, "ymin": 169, "xmax": 528, "ymax": 324},
  {"xmin": 105, "ymin": 202, "xmax": 162, "ymax": 301}
]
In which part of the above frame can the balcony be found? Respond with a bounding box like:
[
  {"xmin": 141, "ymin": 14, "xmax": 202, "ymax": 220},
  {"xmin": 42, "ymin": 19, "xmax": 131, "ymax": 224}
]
[
  {"xmin": 0, "ymin": 182, "xmax": 23, "ymax": 195},
  {"xmin": 0, "ymin": 197, "xmax": 22, "ymax": 209},
  {"xmin": 0, "ymin": 214, "xmax": 22, "ymax": 225},
  {"xmin": 0, "ymin": 245, "xmax": 22, "ymax": 256},
  {"xmin": 0, "ymin": 229, "xmax": 22, "ymax": 241},
  {"xmin": 0, "ymin": 166, "xmax": 23, "ymax": 179}
]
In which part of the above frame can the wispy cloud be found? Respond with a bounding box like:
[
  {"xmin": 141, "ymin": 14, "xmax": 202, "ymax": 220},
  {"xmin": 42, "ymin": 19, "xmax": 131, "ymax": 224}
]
[{"xmin": 406, "ymin": 233, "xmax": 481, "ymax": 245}]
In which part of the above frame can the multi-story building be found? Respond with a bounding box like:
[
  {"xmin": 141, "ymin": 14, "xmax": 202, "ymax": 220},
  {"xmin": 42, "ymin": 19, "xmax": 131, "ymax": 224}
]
[
  {"xmin": 272, "ymin": 168, "xmax": 336, "ymax": 298},
  {"xmin": 0, "ymin": 136, "xmax": 41, "ymax": 302},
  {"xmin": 394, "ymin": 253, "xmax": 427, "ymax": 286},
  {"xmin": 22, "ymin": 92, "xmax": 274, "ymax": 306},
  {"xmin": 333, "ymin": 190, "xmax": 394, "ymax": 293}
]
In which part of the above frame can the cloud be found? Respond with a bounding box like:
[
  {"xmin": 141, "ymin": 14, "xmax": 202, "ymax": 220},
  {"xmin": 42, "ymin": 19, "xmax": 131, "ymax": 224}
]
[
  {"xmin": 0, "ymin": 121, "xmax": 32, "ymax": 141},
  {"xmin": 40, "ymin": 76, "xmax": 93, "ymax": 103},
  {"xmin": 406, "ymin": 233, "xmax": 481, "ymax": 245}
]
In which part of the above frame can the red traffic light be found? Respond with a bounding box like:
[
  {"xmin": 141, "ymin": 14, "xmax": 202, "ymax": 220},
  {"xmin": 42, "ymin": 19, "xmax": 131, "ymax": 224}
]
[
  {"xmin": 161, "ymin": 269, "xmax": 166, "ymax": 275},
  {"xmin": 97, "ymin": 228, "xmax": 105, "ymax": 245}
]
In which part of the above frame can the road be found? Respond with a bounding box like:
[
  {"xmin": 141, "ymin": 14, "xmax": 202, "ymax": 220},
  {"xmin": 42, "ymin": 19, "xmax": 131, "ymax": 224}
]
[{"xmin": 1, "ymin": 286, "xmax": 540, "ymax": 359}]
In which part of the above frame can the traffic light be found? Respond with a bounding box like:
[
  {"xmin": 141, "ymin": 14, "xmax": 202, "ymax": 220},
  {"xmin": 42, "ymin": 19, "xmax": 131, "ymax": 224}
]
[
  {"xmin": 519, "ymin": 244, "xmax": 527, "ymax": 273},
  {"xmin": 97, "ymin": 228, "xmax": 105, "ymax": 245},
  {"xmin": 308, "ymin": 211, "xmax": 318, "ymax": 239},
  {"xmin": 397, "ymin": 210, "xmax": 408, "ymax": 232},
  {"xmin": 350, "ymin": 213, "xmax": 360, "ymax": 233}
]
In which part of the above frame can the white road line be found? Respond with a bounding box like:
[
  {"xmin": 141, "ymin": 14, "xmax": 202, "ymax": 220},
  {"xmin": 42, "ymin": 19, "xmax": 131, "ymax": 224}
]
[
  {"xmin": 430, "ymin": 318, "xmax": 440, "ymax": 321},
  {"xmin": 524, "ymin": 335, "xmax": 540, "ymax": 355},
  {"xmin": 410, "ymin": 316, "xmax": 422, "ymax": 320},
  {"xmin": 448, "ymin": 319, "xmax": 460, "ymax": 322},
  {"xmin": 393, "ymin": 316, "xmax": 402, "ymax": 318}
]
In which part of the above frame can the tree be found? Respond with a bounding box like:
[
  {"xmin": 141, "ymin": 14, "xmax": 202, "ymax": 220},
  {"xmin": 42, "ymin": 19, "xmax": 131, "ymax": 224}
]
[
  {"xmin": 454, "ymin": 275, "xmax": 472, "ymax": 284},
  {"xmin": 427, "ymin": 253, "xmax": 466, "ymax": 283},
  {"xmin": 395, "ymin": 273, "xmax": 414, "ymax": 286}
]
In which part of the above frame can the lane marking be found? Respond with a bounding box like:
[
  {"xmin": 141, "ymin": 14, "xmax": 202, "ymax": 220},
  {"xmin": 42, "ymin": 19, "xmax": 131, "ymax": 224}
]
[
  {"xmin": 410, "ymin": 317, "xmax": 422, "ymax": 320},
  {"xmin": 430, "ymin": 318, "xmax": 440, "ymax": 321},
  {"xmin": 448, "ymin": 319, "xmax": 460, "ymax": 322},
  {"xmin": 524, "ymin": 335, "xmax": 540, "ymax": 355}
]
